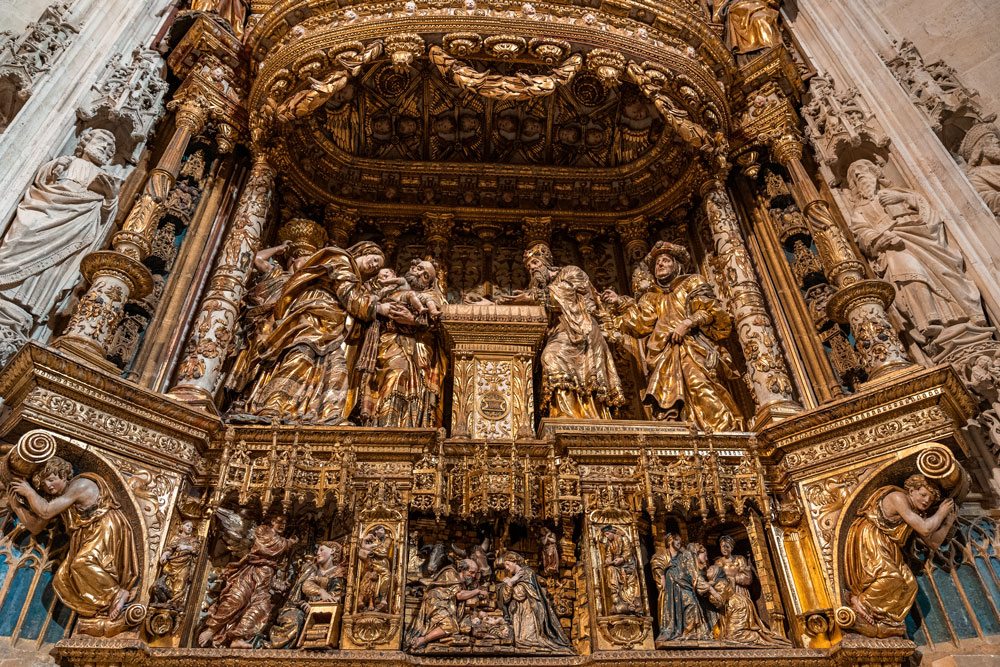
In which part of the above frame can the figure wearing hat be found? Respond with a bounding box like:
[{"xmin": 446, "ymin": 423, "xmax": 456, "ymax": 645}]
[
  {"xmin": 501, "ymin": 243, "xmax": 625, "ymax": 419},
  {"xmin": 602, "ymin": 241, "xmax": 742, "ymax": 431},
  {"xmin": 960, "ymin": 122, "xmax": 1000, "ymax": 218}
]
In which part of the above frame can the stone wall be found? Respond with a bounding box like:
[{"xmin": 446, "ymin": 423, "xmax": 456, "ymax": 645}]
[
  {"xmin": 0, "ymin": 0, "xmax": 57, "ymax": 34},
  {"xmin": 870, "ymin": 0, "xmax": 1000, "ymax": 116}
]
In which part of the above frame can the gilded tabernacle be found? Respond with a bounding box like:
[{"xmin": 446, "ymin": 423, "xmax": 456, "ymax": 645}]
[{"xmin": 0, "ymin": 2, "xmax": 999, "ymax": 667}]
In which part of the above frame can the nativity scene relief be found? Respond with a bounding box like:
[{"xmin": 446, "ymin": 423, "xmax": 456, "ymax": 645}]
[{"xmin": 0, "ymin": 2, "xmax": 999, "ymax": 667}]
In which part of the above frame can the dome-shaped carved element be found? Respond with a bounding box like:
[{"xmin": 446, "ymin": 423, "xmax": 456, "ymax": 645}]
[
  {"xmin": 384, "ymin": 34, "xmax": 425, "ymax": 73},
  {"xmin": 528, "ymin": 38, "xmax": 570, "ymax": 65},
  {"xmin": 443, "ymin": 32, "xmax": 482, "ymax": 58},
  {"xmin": 278, "ymin": 218, "xmax": 328, "ymax": 256},
  {"xmin": 587, "ymin": 49, "xmax": 626, "ymax": 88},
  {"xmin": 484, "ymin": 35, "xmax": 526, "ymax": 60}
]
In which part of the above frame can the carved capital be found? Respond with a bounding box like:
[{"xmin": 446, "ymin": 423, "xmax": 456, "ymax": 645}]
[
  {"xmin": 522, "ymin": 215, "xmax": 553, "ymax": 247},
  {"xmin": 325, "ymin": 203, "xmax": 358, "ymax": 248}
]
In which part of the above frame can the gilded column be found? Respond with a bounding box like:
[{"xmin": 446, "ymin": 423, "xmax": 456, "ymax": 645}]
[
  {"xmin": 615, "ymin": 215, "xmax": 649, "ymax": 274},
  {"xmin": 422, "ymin": 212, "xmax": 454, "ymax": 262},
  {"xmin": 522, "ymin": 215, "xmax": 553, "ymax": 252},
  {"xmin": 168, "ymin": 154, "xmax": 276, "ymax": 408},
  {"xmin": 54, "ymin": 94, "xmax": 209, "ymax": 367},
  {"xmin": 770, "ymin": 133, "xmax": 914, "ymax": 381},
  {"xmin": 325, "ymin": 203, "xmax": 358, "ymax": 248},
  {"xmin": 702, "ymin": 179, "xmax": 801, "ymax": 424}
]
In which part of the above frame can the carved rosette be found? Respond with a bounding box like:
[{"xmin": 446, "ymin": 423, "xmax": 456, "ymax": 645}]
[
  {"xmin": 702, "ymin": 181, "xmax": 800, "ymax": 422},
  {"xmin": 169, "ymin": 155, "xmax": 276, "ymax": 406}
]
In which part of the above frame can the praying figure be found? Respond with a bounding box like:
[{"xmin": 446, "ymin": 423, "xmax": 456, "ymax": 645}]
[
  {"xmin": 959, "ymin": 122, "xmax": 1000, "ymax": 218},
  {"xmin": 497, "ymin": 551, "xmax": 572, "ymax": 653}
]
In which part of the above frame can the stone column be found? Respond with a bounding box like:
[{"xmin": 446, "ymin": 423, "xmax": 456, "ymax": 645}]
[
  {"xmin": 702, "ymin": 180, "xmax": 802, "ymax": 424},
  {"xmin": 168, "ymin": 154, "xmax": 276, "ymax": 409},
  {"xmin": 770, "ymin": 134, "xmax": 915, "ymax": 381},
  {"xmin": 54, "ymin": 94, "xmax": 209, "ymax": 368},
  {"xmin": 325, "ymin": 203, "xmax": 358, "ymax": 249},
  {"xmin": 615, "ymin": 215, "xmax": 649, "ymax": 274}
]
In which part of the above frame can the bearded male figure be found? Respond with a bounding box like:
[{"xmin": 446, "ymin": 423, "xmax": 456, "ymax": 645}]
[
  {"xmin": 245, "ymin": 241, "xmax": 410, "ymax": 424},
  {"xmin": 501, "ymin": 244, "xmax": 624, "ymax": 419},
  {"xmin": 844, "ymin": 159, "xmax": 987, "ymax": 356},
  {"xmin": 358, "ymin": 258, "xmax": 447, "ymax": 427},
  {"xmin": 959, "ymin": 122, "xmax": 1000, "ymax": 218},
  {"xmin": 603, "ymin": 242, "xmax": 742, "ymax": 431}
]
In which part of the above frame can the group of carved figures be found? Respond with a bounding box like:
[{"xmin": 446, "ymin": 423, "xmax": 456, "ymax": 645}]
[
  {"xmin": 224, "ymin": 228, "xmax": 746, "ymax": 432},
  {"xmin": 0, "ymin": 435, "xmax": 961, "ymax": 650}
]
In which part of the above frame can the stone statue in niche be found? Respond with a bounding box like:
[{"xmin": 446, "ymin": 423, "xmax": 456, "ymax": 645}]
[
  {"xmin": 539, "ymin": 526, "xmax": 559, "ymax": 576},
  {"xmin": 598, "ymin": 525, "xmax": 643, "ymax": 615},
  {"xmin": 500, "ymin": 243, "xmax": 625, "ymax": 419},
  {"xmin": 496, "ymin": 551, "xmax": 571, "ymax": 653},
  {"xmin": 843, "ymin": 159, "xmax": 990, "ymax": 359},
  {"xmin": 6, "ymin": 455, "xmax": 138, "ymax": 637},
  {"xmin": 711, "ymin": 1, "xmax": 781, "ymax": 56},
  {"xmin": 602, "ymin": 241, "xmax": 742, "ymax": 431},
  {"xmin": 959, "ymin": 122, "xmax": 1000, "ymax": 219},
  {"xmin": 842, "ymin": 474, "xmax": 957, "ymax": 638},
  {"xmin": 358, "ymin": 525, "xmax": 394, "ymax": 612},
  {"xmin": 356, "ymin": 258, "xmax": 447, "ymax": 428},
  {"xmin": 0, "ymin": 129, "xmax": 118, "ymax": 364},
  {"xmin": 269, "ymin": 540, "xmax": 346, "ymax": 649},
  {"xmin": 151, "ymin": 520, "xmax": 202, "ymax": 609},
  {"xmin": 198, "ymin": 511, "xmax": 299, "ymax": 648}
]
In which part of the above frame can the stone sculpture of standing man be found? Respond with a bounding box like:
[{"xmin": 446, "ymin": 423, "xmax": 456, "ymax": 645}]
[{"xmin": 0, "ymin": 129, "xmax": 118, "ymax": 364}]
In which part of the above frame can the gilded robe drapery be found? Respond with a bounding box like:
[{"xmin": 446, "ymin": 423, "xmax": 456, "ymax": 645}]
[
  {"xmin": 539, "ymin": 265, "xmax": 624, "ymax": 419},
  {"xmin": 246, "ymin": 248, "xmax": 377, "ymax": 424},
  {"xmin": 712, "ymin": 1, "xmax": 781, "ymax": 54},
  {"xmin": 614, "ymin": 273, "xmax": 741, "ymax": 431},
  {"xmin": 52, "ymin": 474, "xmax": 137, "ymax": 618},
  {"xmin": 203, "ymin": 525, "xmax": 295, "ymax": 646},
  {"xmin": 844, "ymin": 486, "xmax": 917, "ymax": 635},
  {"xmin": 498, "ymin": 566, "xmax": 570, "ymax": 652},
  {"xmin": 406, "ymin": 565, "xmax": 464, "ymax": 647},
  {"xmin": 357, "ymin": 284, "xmax": 446, "ymax": 428}
]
